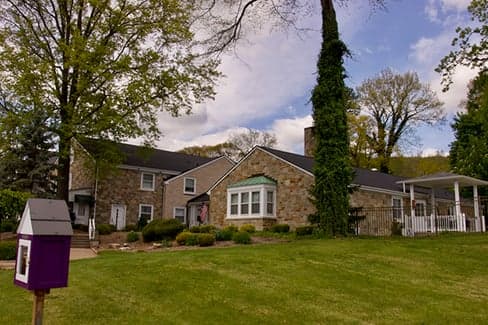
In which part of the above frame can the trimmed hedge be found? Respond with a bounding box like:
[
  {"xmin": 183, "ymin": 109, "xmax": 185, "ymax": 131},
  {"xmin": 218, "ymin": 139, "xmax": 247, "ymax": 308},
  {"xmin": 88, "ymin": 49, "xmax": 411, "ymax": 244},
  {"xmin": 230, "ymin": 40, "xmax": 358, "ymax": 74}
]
[
  {"xmin": 142, "ymin": 219, "xmax": 185, "ymax": 242},
  {"xmin": 0, "ymin": 219, "xmax": 17, "ymax": 233},
  {"xmin": 239, "ymin": 224, "xmax": 255, "ymax": 233},
  {"xmin": 223, "ymin": 225, "xmax": 238, "ymax": 233},
  {"xmin": 97, "ymin": 224, "xmax": 116, "ymax": 235},
  {"xmin": 176, "ymin": 232, "xmax": 194, "ymax": 245},
  {"xmin": 233, "ymin": 231, "xmax": 251, "ymax": 244},
  {"xmin": 198, "ymin": 233, "xmax": 216, "ymax": 247},
  {"xmin": 215, "ymin": 229, "xmax": 234, "ymax": 241},
  {"xmin": 296, "ymin": 226, "xmax": 315, "ymax": 236},
  {"xmin": 270, "ymin": 224, "xmax": 290, "ymax": 233},
  {"xmin": 190, "ymin": 225, "xmax": 217, "ymax": 233},
  {"xmin": 126, "ymin": 231, "xmax": 139, "ymax": 243},
  {"xmin": 0, "ymin": 241, "xmax": 16, "ymax": 260}
]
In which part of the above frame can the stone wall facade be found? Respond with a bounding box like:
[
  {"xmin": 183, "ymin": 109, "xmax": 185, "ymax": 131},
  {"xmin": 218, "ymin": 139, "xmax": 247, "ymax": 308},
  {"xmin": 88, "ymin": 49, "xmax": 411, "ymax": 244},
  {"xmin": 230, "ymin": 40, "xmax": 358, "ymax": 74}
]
[
  {"xmin": 95, "ymin": 168, "xmax": 167, "ymax": 226},
  {"xmin": 209, "ymin": 148, "xmax": 315, "ymax": 230},
  {"xmin": 163, "ymin": 157, "xmax": 233, "ymax": 219},
  {"xmin": 70, "ymin": 140, "xmax": 96, "ymax": 192}
]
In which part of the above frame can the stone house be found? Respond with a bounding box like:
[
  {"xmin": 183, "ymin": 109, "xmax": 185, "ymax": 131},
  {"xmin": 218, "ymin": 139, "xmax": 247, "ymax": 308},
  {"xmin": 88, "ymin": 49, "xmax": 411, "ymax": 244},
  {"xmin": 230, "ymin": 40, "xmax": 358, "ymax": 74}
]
[
  {"xmin": 208, "ymin": 144, "xmax": 486, "ymax": 235},
  {"xmin": 68, "ymin": 139, "xmax": 234, "ymax": 230}
]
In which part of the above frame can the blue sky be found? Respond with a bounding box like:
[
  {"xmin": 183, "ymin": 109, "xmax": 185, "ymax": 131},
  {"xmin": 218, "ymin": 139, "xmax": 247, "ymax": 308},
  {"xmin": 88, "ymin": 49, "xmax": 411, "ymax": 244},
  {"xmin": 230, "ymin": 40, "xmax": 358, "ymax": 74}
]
[{"xmin": 152, "ymin": 0, "xmax": 477, "ymax": 156}]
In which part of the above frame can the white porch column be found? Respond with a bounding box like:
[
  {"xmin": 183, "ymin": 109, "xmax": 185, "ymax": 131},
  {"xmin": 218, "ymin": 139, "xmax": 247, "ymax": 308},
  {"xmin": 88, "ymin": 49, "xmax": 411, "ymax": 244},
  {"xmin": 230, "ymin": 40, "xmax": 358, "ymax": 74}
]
[
  {"xmin": 474, "ymin": 185, "xmax": 482, "ymax": 232},
  {"xmin": 454, "ymin": 181, "xmax": 462, "ymax": 232},
  {"xmin": 431, "ymin": 188, "xmax": 436, "ymax": 233},
  {"xmin": 410, "ymin": 184, "xmax": 415, "ymax": 236}
]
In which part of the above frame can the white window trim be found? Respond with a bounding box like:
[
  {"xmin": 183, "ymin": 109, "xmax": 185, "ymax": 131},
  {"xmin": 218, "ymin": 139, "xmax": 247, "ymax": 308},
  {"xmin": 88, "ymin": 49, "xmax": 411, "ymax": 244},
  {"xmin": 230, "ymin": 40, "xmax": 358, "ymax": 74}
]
[
  {"xmin": 139, "ymin": 204, "xmax": 154, "ymax": 222},
  {"xmin": 140, "ymin": 172, "xmax": 155, "ymax": 191},
  {"xmin": 391, "ymin": 196, "xmax": 403, "ymax": 221},
  {"xmin": 15, "ymin": 239, "xmax": 31, "ymax": 283},
  {"xmin": 173, "ymin": 206, "xmax": 187, "ymax": 223},
  {"xmin": 183, "ymin": 177, "xmax": 196, "ymax": 195},
  {"xmin": 226, "ymin": 184, "xmax": 276, "ymax": 219}
]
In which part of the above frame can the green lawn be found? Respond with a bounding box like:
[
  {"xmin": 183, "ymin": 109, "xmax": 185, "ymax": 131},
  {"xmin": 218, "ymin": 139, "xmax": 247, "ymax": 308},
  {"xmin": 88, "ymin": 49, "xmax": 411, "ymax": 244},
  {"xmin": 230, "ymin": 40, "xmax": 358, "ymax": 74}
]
[{"xmin": 2, "ymin": 234, "xmax": 488, "ymax": 324}]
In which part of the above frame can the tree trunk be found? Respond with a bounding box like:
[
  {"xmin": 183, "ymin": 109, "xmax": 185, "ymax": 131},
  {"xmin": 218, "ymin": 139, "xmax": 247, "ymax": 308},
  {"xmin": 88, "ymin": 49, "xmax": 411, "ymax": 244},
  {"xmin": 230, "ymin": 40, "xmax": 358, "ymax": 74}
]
[{"xmin": 56, "ymin": 135, "xmax": 71, "ymax": 202}]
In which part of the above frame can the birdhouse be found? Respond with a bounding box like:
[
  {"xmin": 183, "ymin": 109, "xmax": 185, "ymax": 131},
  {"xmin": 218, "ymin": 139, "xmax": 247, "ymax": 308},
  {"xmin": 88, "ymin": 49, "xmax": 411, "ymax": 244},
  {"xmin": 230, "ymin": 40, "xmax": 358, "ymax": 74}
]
[{"xmin": 14, "ymin": 199, "xmax": 73, "ymax": 291}]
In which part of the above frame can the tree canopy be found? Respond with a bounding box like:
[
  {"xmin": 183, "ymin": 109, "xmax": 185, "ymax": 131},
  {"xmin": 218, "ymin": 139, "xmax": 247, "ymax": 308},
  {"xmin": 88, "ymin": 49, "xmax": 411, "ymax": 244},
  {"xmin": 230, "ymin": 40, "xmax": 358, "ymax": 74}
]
[
  {"xmin": 450, "ymin": 70, "xmax": 488, "ymax": 186},
  {"xmin": 355, "ymin": 69, "xmax": 445, "ymax": 173},
  {"xmin": 436, "ymin": 0, "xmax": 488, "ymax": 91},
  {"xmin": 0, "ymin": 0, "xmax": 221, "ymax": 200}
]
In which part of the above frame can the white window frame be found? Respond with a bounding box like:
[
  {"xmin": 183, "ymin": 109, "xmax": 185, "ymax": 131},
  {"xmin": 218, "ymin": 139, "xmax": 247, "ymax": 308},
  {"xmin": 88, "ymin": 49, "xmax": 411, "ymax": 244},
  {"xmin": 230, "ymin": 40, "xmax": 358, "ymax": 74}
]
[
  {"xmin": 139, "ymin": 204, "xmax": 154, "ymax": 222},
  {"xmin": 183, "ymin": 177, "xmax": 196, "ymax": 195},
  {"xmin": 140, "ymin": 172, "xmax": 155, "ymax": 191},
  {"xmin": 15, "ymin": 239, "xmax": 31, "ymax": 283},
  {"xmin": 392, "ymin": 196, "xmax": 403, "ymax": 221},
  {"xmin": 226, "ymin": 184, "xmax": 276, "ymax": 219},
  {"xmin": 415, "ymin": 199, "xmax": 427, "ymax": 217},
  {"xmin": 174, "ymin": 207, "xmax": 186, "ymax": 223}
]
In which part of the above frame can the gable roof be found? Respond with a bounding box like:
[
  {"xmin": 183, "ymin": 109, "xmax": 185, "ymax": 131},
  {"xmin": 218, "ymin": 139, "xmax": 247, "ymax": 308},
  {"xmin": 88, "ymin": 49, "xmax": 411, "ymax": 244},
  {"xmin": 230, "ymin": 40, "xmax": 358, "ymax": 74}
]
[
  {"xmin": 164, "ymin": 156, "xmax": 235, "ymax": 184},
  {"xmin": 259, "ymin": 147, "xmax": 407, "ymax": 192},
  {"xmin": 80, "ymin": 139, "xmax": 215, "ymax": 173}
]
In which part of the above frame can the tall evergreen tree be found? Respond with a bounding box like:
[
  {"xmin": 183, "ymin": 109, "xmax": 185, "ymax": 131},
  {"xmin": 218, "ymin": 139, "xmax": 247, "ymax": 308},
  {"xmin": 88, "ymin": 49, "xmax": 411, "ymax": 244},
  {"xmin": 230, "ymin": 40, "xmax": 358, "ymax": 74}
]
[
  {"xmin": 311, "ymin": 0, "xmax": 351, "ymax": 236},
  {"xmin": 0, "ymin": 102, "xmax": 56, "ymax": 196},
  {"xmin": 449, "ymin": 70, "xmax": 488, "ymax": 189}
]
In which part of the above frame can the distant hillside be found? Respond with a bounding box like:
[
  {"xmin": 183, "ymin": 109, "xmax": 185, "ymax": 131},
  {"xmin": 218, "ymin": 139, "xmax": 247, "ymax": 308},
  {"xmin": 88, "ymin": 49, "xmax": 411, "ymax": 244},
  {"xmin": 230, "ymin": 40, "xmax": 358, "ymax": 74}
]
[{"xmin": 389, "ymin": 156, "xmax": 450, "ymax": 178}]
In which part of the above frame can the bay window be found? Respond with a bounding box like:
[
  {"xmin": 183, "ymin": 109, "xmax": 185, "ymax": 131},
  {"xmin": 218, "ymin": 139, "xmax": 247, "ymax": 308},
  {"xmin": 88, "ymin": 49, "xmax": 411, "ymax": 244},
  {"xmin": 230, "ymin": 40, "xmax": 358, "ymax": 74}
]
[{"xmin": 226, "ymin": 178, "xmax": 276, "ymax": 219}]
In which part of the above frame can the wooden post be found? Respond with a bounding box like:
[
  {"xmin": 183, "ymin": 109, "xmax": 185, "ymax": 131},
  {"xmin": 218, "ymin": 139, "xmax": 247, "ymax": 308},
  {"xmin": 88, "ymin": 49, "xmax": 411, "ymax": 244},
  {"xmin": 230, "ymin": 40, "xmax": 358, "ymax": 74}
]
[{"xmin": 32, "ymin": 290, "xmax": 48, "ymax": 325}]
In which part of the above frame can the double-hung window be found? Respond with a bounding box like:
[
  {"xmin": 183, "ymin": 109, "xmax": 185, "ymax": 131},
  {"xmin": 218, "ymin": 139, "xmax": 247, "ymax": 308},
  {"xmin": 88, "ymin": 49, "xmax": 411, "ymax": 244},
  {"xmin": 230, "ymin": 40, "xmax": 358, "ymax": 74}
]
[
  {"xmin": 139, "ymin": 204, "xmax": 153, "ymax": 222},
  {"xmin": 392, "ymin": 197, "xmax": 403, "ymax": 221},
  {"xmin": 174, "ymin": 207, "xmax": 186, "ymax": 224},
  {"xmin": 141, "ymin": 173, "xmax": 155, "ymax": 191},
  {"xmin": 184, "ymin": 177, "xmax": 196, "ymax": 194}
]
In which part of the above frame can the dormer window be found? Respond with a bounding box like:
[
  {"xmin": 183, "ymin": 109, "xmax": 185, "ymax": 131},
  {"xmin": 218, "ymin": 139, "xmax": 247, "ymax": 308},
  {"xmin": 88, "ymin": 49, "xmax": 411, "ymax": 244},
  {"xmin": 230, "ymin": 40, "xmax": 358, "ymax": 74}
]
[
  {"xmin": 184, "ymin": 177, "xmax": 196, "ymax": 194},
  {"xmin": 141, "ymin": 172, "xmax": 155, "ymax": 191}
]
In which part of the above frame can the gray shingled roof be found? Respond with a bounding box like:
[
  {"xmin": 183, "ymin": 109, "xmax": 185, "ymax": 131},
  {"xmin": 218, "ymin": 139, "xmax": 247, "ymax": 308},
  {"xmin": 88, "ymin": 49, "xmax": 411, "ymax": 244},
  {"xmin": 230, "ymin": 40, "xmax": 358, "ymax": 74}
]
[
  {"xmin": 259, "ymin": 147, "xmax": 454, "ymax": 199},
  {"xmin": 81, "ymin": 139, "xmax": 215, "ymax": 173},
  {"xmin": 20, "ymin": 199, "xmax": 73, "ymax": 236}
]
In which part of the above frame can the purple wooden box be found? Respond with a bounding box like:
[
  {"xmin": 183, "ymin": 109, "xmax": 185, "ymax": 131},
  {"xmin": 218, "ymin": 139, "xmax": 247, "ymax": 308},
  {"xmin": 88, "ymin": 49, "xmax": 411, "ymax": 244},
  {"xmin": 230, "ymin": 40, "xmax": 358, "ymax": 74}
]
[{"xmin": 14, "ymin": 199, "xmax": 73, "ymax": 291}]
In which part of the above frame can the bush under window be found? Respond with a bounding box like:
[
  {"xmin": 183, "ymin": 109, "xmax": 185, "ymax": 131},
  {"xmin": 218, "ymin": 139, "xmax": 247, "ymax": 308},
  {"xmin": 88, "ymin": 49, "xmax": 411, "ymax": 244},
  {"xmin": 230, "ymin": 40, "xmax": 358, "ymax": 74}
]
[{"xmin": 142, "ymin": 219, "xmax": 185, "ymax": 242}]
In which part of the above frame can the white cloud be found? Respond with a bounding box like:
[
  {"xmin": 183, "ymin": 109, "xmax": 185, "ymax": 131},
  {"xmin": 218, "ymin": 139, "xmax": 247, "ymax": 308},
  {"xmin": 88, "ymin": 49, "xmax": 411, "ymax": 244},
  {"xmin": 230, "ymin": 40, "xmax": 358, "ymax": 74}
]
[{"xmin": 271, "ymin": 115, "xmax": 313, "ymax": 154}]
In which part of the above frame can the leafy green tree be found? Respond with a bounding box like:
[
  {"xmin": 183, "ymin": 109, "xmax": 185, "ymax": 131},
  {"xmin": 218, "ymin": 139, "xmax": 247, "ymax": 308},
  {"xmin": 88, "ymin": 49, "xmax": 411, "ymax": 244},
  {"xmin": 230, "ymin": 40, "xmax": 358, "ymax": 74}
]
[
  {"xmin": 0, "ymin": 189, "xmax": 30, "ymax": 222},
  {"xmin": 348, "ymin": 113, "xmax": 375, "ymax": 168},
  {"xmin": 178, "ymin": 143, "xmax": 236, "ymax": 158},
  {"xmin": 436, "ymin": 0, "xmax": 488, "ymax": 91},
  {"xmin": 449, "ymin": 70, "xmax": 488, "ymax": 186},
  {"xmin": 309, "ymin": 0, "xmax": 352, "ymax": 236},
  {"xmin": 356, "ymin": 69, "xmax": 445, "ymax": 173},
  {"xmin": 0, "ymin": 0, "xmax": 221, "ymax": 201}
]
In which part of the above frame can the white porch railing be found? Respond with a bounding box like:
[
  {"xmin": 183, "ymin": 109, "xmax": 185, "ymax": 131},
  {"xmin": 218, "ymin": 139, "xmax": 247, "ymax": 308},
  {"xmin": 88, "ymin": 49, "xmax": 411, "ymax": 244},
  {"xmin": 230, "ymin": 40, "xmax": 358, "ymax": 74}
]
[
  {"xmin": 88, "ymin": 218, "xmax": 96, "ymax": 240},
  {"xmin": 403, "ymin": 213, "xmax": 487, "ymax": 235}
]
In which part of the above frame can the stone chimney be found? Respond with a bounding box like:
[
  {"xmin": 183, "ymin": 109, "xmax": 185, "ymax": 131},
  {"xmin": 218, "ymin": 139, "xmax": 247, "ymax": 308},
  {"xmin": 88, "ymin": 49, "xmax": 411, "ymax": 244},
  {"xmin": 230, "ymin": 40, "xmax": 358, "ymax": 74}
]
[{"xmin": 304, "ymin": 126, "xmax": 316, "ymax": 157}]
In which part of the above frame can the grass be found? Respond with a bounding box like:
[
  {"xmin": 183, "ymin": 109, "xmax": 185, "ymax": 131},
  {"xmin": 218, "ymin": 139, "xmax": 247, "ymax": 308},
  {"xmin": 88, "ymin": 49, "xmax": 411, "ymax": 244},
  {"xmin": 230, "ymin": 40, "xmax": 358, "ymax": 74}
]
[{"xmin": 2, "ymin": 233, "xmax": 488, "ymax": 324}]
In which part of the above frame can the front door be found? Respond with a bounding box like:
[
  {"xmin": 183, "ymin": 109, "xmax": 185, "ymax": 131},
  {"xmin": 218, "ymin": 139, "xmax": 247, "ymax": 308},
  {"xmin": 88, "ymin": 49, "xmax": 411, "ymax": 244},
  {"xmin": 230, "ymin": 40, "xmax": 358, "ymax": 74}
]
[
  {"xmin": 110, "ymin": 204, "xmax": 126, "ymax": 230},
  {"xmin": 189, "ymin": 205, "xmax": 198, "ymax": 227}
]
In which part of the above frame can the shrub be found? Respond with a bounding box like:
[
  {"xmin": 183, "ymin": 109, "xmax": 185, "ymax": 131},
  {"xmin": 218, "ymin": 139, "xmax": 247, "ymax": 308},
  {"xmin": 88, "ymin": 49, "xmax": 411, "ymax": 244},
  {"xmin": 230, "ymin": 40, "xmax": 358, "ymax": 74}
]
[
  {"xmin": 97, "ymin": 224, "xmax": 116, "ymax": 235},
  {"xmin": 215, "ymin": 229, "xmax": 234, "ymax": 241},
  {"xmin": 270, "ymin": 224, "xmax": 290, "ymax": 233},
  {"xmin": 296, "ymin": 225, "xmax": 315, "ymax": 236},
  {"xmin": 0, "ymin": 189, "xmax": 30, "ymax": 222},
  {"xmin": 185, "ymin": 233, "xmax": 199, "ymax": 246},
  {"xmin": 125, "ymin": 224, "xmax": 137, "ymax": 232},
  {"xmin": 0, "ymin": 241, "xmax": 16, "ymax": 260},
  {"xmin": 391, "ymin": 221, "xmax": 403, "ymax": 236},
  {"xmin": 0, "ymin": 218, "xmax": 17, "ymax": 233},
  {"xmin": 307, "ymin": 213, "xmax": 320, "ymax": 225},
  {"xmin": 176, "ymin": 231, "xmax": 193, "ymax": 245},
  {"xmin": 189, "ymin": 226, "xmax": 201, "ymax": 233},
  {"xmin": 126, "ymin": 231, "xmax": 139, "ymax": 243},
  {"xmin": 199, "ymin": 225, "xmax": 217, "ymax": 233},
  {"xmin": 137, "ymin": 216, "xmax": 149, "ymax": 231},
  {"xmin": 239, "ymin": 224, "xmax": 255, "ymax": 233},
  {"xmin": 142, "ymin": 219, "xmax": 185, "ymax": 242},
  {"xmin": 233, "ymin": 231, "xmax": 251, "ymax": 244},
  {"xmin": 223, "ymin": 225, "xmax": 238, "ymax": 233},
  {"xmin": 161, "ymin": 239, "xmax": 173, "ymax": 247},
  {"xmin": 198, "ymin": 233, "xmax": 216, "ymax": 247}
]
